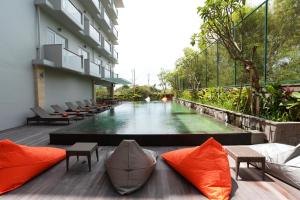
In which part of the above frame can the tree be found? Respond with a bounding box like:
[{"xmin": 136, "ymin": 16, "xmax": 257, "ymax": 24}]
[
  {"xmin": 157, "ymin": 68, "xmax": 169, "ymax": 94},
  {"xmin": 191, "ymin": 0, "xmax": 261, "ymax": 115}
]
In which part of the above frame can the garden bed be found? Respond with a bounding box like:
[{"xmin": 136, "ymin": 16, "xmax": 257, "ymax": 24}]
[{"xmin": 176, "ymin": 98, "xmax": 300, "ymax": 145}]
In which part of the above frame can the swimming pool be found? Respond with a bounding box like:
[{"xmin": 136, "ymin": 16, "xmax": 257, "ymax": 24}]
[
  {"xmin": 51, "ymin": 102, "xmax": 250, "ymax": 146},
  {"xmin": 60, "ymin": 101, "xmax": 240, "ymax": 134}
]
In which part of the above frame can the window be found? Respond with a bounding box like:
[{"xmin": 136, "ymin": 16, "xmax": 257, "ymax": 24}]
[
  {"xmin": 47, "ymin": 29, "xmax": 55, "ymax": 44},
  {"xmin": 55, "ymin": 34, "xmax": 67, "ymax": 48},
  {"xmin": 47, "ymin": 29, "xmax": 67, "ymax": 48},
  {"xmin": 78, "ymin": 48, "xmax": 89, "ymax": 60}
]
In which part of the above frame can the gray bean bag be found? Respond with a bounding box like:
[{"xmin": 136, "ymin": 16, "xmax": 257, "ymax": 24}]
[
  {"xmin": 250, "ymin": 143, "xmax": 300, "ymax": 189},
  {"xmin": 105, "ymin": 140, "xmax": 157, "ymax": 195}
]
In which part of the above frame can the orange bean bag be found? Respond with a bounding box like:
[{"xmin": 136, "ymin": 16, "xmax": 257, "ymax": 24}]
[
  {"xmin": 0, "ymin": 139, "xmax": 66, "ymax": 195},
  {"xmin": 161, "ymin": 137, "xmax": 232, "ymax": 200}
]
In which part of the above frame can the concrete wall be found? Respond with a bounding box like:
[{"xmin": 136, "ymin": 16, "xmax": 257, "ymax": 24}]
[
  {"xmin": 44, "ymin": 68, "xmax": 93, "ymax": 111},
  {"xmin": 0, "ymin": 0, "xmax": 36, "ymax": 130}
]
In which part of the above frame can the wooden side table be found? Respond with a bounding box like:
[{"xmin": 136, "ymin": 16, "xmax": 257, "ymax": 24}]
[
  {"xmin": 225, "ymin": 146, "xmax": 265, "ymax": 180},
  {"xmin": 66, "ymin": 142, "xmax": 99, "ymax": 172}
]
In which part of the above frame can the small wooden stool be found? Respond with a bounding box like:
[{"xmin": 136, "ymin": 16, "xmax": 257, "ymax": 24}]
[
  {"xmin": 225, "ymin": 146, "xmax": 265, "ymax": 180},
  {"xmin": 66, "ymin": 142, "xmax": 99, "ymax": 172}
]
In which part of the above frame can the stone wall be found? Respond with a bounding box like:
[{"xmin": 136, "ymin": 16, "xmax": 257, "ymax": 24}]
[{"xmin": 176, "ymin": 99, "xmax": 300, "ymax": 145}]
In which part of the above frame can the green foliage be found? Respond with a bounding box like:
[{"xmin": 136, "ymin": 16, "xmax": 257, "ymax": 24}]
[
  {"xmin": 181, "ymin": 90, "xmax": 193, "ymax": 101},
  {"xmin": 261, "ymin": 84, "xmax": 300, "ymax": 121},
  {"xmin": 179, "ymin": 84, "xmax": 300, "ymax": 122},
  {"xmin": 114, "ymin": 85, "xmax": 167, "ymax": 101},
  {"xmin": 96, "ymin": 86, "xmax": 109, "ymax": 99}
]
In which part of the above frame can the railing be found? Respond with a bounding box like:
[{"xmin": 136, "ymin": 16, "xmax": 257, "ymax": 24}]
[
  {"xmin": 92, "ymin": 0, "xmax": 100, "ymax": 10},
  {"xmin": 102, "ymin": 67, "xmax": 111, "ymax": 78},
  {"xmin": 113, "ymin": 50, "xmax": 118, "ymax": 60},
  {"xmin": 62, "ymin": 0, "xmax": 82, "ymax": 25},
  {"xmin": 104, "ymin": 40, "xmax": 112, "ymax": 54},
  {"xmin": 112, "ymin": 26, "xmax": 118, "ymax": 38},
  {"xmin": 62, "ymin": 48, "xmax": 83, "ymax": 72},
  {"xmin": 89, "ymin": 24, "xmax": 100, "ymax": 43},
  {"xmin": 111, "ymin": 2, "xmax": 118, "ymax": 16},
  {"xmin": 103, "ymin": 10, "xmax": 111, "ymax": 28},
  {"xmin": 112, "ymin": 72, "xmax": 119, "ymax": 78},
  {"xmin": 89, "ymin": 61, "xmax": 101, "ymax": 77}
]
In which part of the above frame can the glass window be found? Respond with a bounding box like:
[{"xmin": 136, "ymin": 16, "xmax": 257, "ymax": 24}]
[
  {"xmin": 78, "ymin": 48, "xmax": 89, "ymax": 59},
  {"xmin": 47, "ymin": 29, "xmax": 55, "ymax": 44},
  {"xmin": 55, "ymin": 34, "xmax": 67, "ymax": 48}
]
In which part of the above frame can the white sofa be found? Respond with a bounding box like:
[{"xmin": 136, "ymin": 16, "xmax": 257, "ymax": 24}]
[{"xmin": 250, "ymin": 143, "xmax": 300, "ymax": 189}]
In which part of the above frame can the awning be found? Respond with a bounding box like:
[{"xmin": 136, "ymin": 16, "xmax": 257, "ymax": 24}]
[{"xmin": 102, "ymin": 78, "xmax": 131, "ymax": 85}]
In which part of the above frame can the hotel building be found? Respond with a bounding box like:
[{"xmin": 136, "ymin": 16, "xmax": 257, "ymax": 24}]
[{"xmin": 0, "ymin": 0, "xmax": 128, "ymax": 130}]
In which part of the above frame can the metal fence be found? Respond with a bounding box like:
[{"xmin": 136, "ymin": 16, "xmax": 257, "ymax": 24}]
[{"xmin": 178, "ymin": 0, "xmax": 300, "ymax": 90}]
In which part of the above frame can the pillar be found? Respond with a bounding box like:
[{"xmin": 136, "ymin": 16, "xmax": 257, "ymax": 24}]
[
  {"xmin": 34, "ymin": 65, "xmax": 45, "ymax": 107},
  {"xmin": 107, "ymin": 84, "xmax": 114, "ymax": 98}
]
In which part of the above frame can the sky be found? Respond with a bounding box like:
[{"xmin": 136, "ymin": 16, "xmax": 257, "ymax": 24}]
[
  {"xmin": 114, "ymin": 0, "xmax": 202, "ymax": 86},
  {"xmin": 114, "ymin": 0, "xmax": 265, "ymax": 86}
]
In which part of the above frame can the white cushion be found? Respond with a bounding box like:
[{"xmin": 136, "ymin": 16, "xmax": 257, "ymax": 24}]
[{"xmin": 250, "ymin": 143, "xmax": 300, "ymax": 189}]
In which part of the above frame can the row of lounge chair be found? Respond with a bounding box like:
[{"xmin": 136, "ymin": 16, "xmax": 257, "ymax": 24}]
[{"xmin": 27, "ymin": 99, "xmax": 115, "ymax": 125}]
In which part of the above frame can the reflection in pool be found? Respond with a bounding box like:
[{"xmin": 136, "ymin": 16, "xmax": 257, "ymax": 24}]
[{"xmin": 58, "ymin": 101, "xmax": 242, "ymax": 135}]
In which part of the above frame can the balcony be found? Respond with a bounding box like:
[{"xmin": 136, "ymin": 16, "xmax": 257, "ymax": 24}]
[
  {"xmin": 35, "ymin": 0, "xmax": 84, "ymax": 32},
  {"xmin": 101, "ymin": 66, "xmax": 111, "ymax": 78},
  {"xmin": 101, "ymin": 0, "xmax": 118, "ymax": 24},
  {"xmin": 78, "ymin": 0, "xmax": 100, "ymax": 17},
  {"xmin": 43, "ymin": 44, "xmax": 84, "ymax": 74},
  {"xmin": 103, "ymin": 40, "xmax": 112, "ymax": 56},
  {"xmin": 84, "ymin": 59, "xmax": 101, "ymax": 78},
  {"xmin": 107, "ymin": 26, "xmax": 118, "ymax": 44},
  {"xmin": 112, "ymin": 49, "xmax": 118, "ymax": 63},
  {"xmin": 99, "ymin": 9, "xmax": 112, "ymax": 30},
  {"xmin": 112, "ymin": 72, "xmax": 119, "ymax": 78},
  {"xmin": 83, "ymin": 16, "xmax": 101, "ymax": 47}
]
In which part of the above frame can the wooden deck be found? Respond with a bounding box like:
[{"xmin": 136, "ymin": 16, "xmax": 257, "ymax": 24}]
[{"xmin": 0, "ymin": 124, "xmax": 299, "ymax": 200}]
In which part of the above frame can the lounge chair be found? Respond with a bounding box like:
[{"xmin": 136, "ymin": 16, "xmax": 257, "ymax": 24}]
[
  {"xmin": 83, "ymin": 99, "xmax": 110, "ymax": 110},
  {"xmin": 90, "ymin": 99, "xmax": 112, "ymax": 108},
  {"xmin": 75, "ymin": 101, "xmax": 100, "ymax": 113},
  {"xmin": 27, "ymin": 107, "xmax": 76, "ymax": 125},
  {"xmin": 50, "ymin": 105, "xmax": 86, "ymax": 118},
  {"xmin": 65, "ymin": 102, "xmax": 96, "ymax": 114}
]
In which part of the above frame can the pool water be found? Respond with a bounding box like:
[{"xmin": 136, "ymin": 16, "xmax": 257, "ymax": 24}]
[{"xmin": 60, "ymin": 101, "xmax": 241, "ymax": 135}]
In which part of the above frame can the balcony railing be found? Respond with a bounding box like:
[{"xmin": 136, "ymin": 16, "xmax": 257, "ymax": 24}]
[
  {"xmin": 111, "ymin": 2, "xmax": 118, "ymax": 17},
  {"xmin": 84, "ymin": 60, "xmax": 101, "ymax": 77},
  {"xmin": 92, "ymin": 0, "xmax": 100, "ymax": 10},
  {"xmin": 62, "ymin": 48, "xmax": 83, "ymax": 72},
  {"xmin": 112, "ymin": 26, "xmax": 118, "ymax": 38},
  {"xmin": 102, "ymin": 67, "xmax": 111, "ymax": 78},
  {"xmin": 103, "ymin": 10, "xmax": 111, "ymax": 28},
  {"xmin": 113, "ymin": 50, "xmax": 118, "ymax": 60},
  {"xmin": 112, "ymin": 72, "xmax": 119, "ymax": 78},
  {"xmin": 44, "ymin": 44, "xmax": 84, "ymax": 73},
  {"xmin": 89, "ymin": 24, "xmax": 101, "ymax": 43},
  {"xmin": 35, "ymin": 0, "xmax": 84, "ymax": 31},
  {"xmin": 62, "ymin": 0, "xmax": 82, "ymax": 25},
  {"xmin": 104, "ymin": 40, "xmax": 112, "ymax": 54}
]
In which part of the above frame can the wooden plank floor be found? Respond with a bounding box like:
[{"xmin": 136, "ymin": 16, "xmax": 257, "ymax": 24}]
[{"xmin": 0, "ymin": 124, "xmax": 299, "ymax": 200}]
